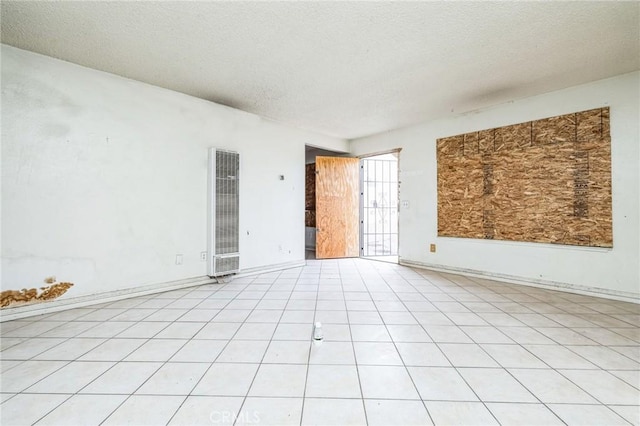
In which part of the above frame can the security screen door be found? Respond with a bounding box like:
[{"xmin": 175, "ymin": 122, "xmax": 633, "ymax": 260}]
[{"xmin": 360, "ymin": 154, "xmax": 399, "ymax": 257}]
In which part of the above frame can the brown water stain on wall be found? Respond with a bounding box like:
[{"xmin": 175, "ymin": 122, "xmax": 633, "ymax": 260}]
[{"xmin": 1, "ymin": 278, "xmax": 74, "ymax": 308}]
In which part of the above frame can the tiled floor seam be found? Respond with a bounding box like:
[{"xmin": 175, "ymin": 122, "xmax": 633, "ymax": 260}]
[
  {"xmin": 231, "ymin": 269, "xmax": 300, "ymax": 425},
  {"xmin": 355, "ymin": 262, "xmax": 435, "ymax": 425}
]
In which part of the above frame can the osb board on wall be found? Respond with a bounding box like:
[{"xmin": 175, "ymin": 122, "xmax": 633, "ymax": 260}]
[
  {"xmin": 437, "ymin": 107, "xmax": 612, "ymax": 247},
  {"xmin": 305, "ymin": 163, "xmax": 316, "ymax": 227}
]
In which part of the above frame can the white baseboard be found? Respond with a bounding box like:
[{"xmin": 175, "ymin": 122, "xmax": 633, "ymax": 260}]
[
  {"xmin": 399, "ymin": 258, "xmax": 640, "ymax": 304},
  {"xmin": 233, "ymin": 260, "xmax": 306, "ymax": 278},
  {"xmin": 0, "ymin": 260, "xmax": 307, "ymax": 322}
]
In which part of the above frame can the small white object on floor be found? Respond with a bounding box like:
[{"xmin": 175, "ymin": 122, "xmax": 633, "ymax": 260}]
[{"xmin": 313, "ymin": 321, "xmax": 323, "ymax": 340}]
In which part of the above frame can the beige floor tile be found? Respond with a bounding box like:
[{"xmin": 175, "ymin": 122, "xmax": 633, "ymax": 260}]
[
  {"xmin": 35, "ymin": 394, "xmax": 127, "ymax": 426},
  {"xmin": 192, "ymin": 363, "xmax": 259, "ymax": 396},
  {"xmin": 609, "ymin": 405, "xmax": 640, "ymax": 425},
  {"xmin": 79, "ymin": 338, "xmax": 146, "ymax": 361},
  {"xmin": 237, "ymin": 397, "xmax": 303, "ymax": 426},
  {"xmin": 425, "ymin": 401, "xmax": 498, "ymax": 425},
  {"xmin": 263, "ymin": 340, "xmax": 310, "ymax": 364},
  {"xmin": 481, "ymin": 344, "xmax": 548, "ymax": 368},
  {"xmin": 567, "ymin": 345, "xmax": 640, "ymax": 370},
  {"xmin": 386, "ymin": 324, "xmax": 431, "ymax": 342},
  {"xmin": 124, "ymin": 339, "xmax": 186, "ymax": 362},
  {"xmin": 301, "ymin": 398, "xmax": 366, "ymax": 425},
  {"xmin": 216, "ymin": 340, "xmax": 269, "ymax": 363},
  {"xmin": 81, "ymin": 362, "xmax": 161, "ymax": 394},
  {"xmin": 248, "ymin": 364, "xmax": 307, "ymax": 397},
  {"xmin": 409, "ymin": 366, "xmax": 477, "ymax": 401},
  {"xmin": 136, "ymin": 362, "xmax": 209, "ymax": 395},
  {"xmin": 306, "ymin": 364, "xmax": 361, "ymax": 398},
  {"xmin": 559, "ymin": 369, "xmax": 640, "ymax": 405},
  {"xmin": 168, "ymin": 396, "xmax": 243, "ymax": 425},
  {"xmin": 548, "ymin": 404, "xmax": 630, "ymax": 425},
  {"xmin": 458, "ymin": 368, "xmax": 537, "ymax": 402},
  {"xmin": 358, "ymin": 365, "xmax": 420, "ymax": 399},
  {"xmin": 1, "ymin": 393, "xmax": 69, "ymax": 425},
  {"xmin": 309, "ymin": 341, "xmax": 356, "ymax": 364},
  {"xmin": 27, "ymin": 361, "xmax": 113, "ymax": 393},
  {"xmin": 353, "ymin": 342, "xmax": 403, "ymax": 365},
  {"xmin": 33, "ymin": 338, "xmax": 105, "ymax": 360},
  {"xmin": 103, "ymin": 395, "xmax": 185, "ymax": 425},
  {"xmin": 364, "ymin": 399, "xmax": 432, "ymax": 425},
  {"xmin": 350, "ymin": 324, "xmax": 392, "ymax": 342},
  {"xmin": 439, "ymin": 343, "xmax": 499, "ymax": 367},
  {"xmin": 486, "ymin": 403, "xmax": 564, "ymax": 425},
  {"xmin": 508, "ymin": 368, "xmax": 598, "ymax": 404},
  {"xmin": 1, "ymin": 360, "xmax": 68, "ymax": 392}
]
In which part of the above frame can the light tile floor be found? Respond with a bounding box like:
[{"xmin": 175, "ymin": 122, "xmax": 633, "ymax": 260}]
[{"xmin": 1, "ymin": 258, "xmax": 639, "ymax": 425}]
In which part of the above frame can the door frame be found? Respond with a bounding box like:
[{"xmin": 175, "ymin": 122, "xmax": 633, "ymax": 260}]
[{"xmin": 357, "ymin": 148, "xmax": 402, "ymax": 261}]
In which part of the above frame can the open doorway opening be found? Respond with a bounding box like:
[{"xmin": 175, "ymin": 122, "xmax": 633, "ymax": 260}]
[
  {"xmin": 360, "ymin": 152, "xmax": 399, "ymax": 263},
  {"xmin": 305, "ymin": 145, "xmax": 350, "ymax": 260}
]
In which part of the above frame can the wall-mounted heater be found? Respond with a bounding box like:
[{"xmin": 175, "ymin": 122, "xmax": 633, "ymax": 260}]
[{"xmin": 207, "ymin": 148, "xmax": 240, "ymax": 277}]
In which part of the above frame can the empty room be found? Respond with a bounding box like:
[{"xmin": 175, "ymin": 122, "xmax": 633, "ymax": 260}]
[{"xmin": 1, "ymin": 1, "xmax": 639, "ymax": 425}]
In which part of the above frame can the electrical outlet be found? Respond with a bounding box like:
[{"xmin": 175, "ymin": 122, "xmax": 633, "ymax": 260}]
[
  {"xmin": 175, "ymin": 254, "xmax": 183, "ymax": 265},
  {"xmin": 430, "ymin": 244, "xmax": 436, "ymax": 253},
  {"xmin": 200, "ymin": 252, "xmax": 207, "ymax": 261}
]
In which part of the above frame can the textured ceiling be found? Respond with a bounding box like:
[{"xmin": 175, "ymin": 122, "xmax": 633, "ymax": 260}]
[{"xmin": 1, "ymin": 1, "xmax": 638, "ymax": 139}]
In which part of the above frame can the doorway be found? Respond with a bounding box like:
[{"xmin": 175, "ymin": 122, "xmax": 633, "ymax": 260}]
[
  {"xmin": 360, "ymin": 153, "xmax": 399, "ymax": 263},
  {"xmin": 304, "ymin": 147, "xmax": 399, "ymax": 263},
  {"xmin": 305, "ymin": 145, "xmax": 351, "ymax": 260}
]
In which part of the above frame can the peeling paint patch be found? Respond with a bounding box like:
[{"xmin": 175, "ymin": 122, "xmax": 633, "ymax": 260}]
[{"xmin": 0, "ymin": 279, "xmax": 74, "ymax": 308}]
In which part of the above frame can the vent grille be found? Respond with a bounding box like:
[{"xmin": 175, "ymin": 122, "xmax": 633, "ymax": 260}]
[
  {"xmin": 208, "ymin": 149, "xmax": 240, "ymax": 277},
  {"xmin": 215, "ymin": 255, "xmax": 240, "ymax": 275},
  {"xmin": 215, "ymin": 151, "xmax": 240, "ymax": 255}
]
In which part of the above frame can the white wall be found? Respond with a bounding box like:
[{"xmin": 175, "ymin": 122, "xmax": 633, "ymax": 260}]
[
  {"xmin": 351, "ymin": 72, "xmax": 640, "ymax": 300},
  {"xmin": 1, "ymin": 45, "xmax": 345, "ymax": 300}
]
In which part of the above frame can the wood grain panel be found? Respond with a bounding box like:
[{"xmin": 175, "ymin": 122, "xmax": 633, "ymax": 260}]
[
  {"xmin": 437, "ymin": 135, "xmax": 464, "ymax": 157},
  {"xmin": 437, "ymin": 107, "xmax": 612, "ymax": 247},
  {"xmin": 463, "ymin": 132, "xmax": 479, "ymax": 157},
  {"xmin": 305, "ymin": 163, "xmax": 316, "ymax": 227},
  {"xmin": 533, "ymin": 113, "xmax": 576, "ymax": 145},
  {"xmin": 316, "ymin": 156, "xmax": 360, "ymax": 258}
]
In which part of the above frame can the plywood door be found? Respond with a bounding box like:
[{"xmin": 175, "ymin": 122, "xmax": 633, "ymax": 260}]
[{"xmin": 315, "ymin": 156, "xmax": 360, "ymax": 259}]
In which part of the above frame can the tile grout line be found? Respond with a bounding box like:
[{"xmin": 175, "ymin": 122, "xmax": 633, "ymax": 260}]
[
  {"xmin": 230, "ymin": 268, "xmax": 301, "ymax": 426},
  {"xmin": 341, "ymin": 260, "xmax": 370, "ymax": 426}
]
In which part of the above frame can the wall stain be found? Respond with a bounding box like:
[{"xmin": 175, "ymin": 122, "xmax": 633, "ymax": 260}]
[{"xmin": 1, "ymin": 277, "xmax": 74, "ymax": 308}]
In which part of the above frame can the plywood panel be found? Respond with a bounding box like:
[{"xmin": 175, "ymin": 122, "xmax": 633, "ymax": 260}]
[
  {"xmin": 532, "ymin": 113, "xmax": 577, "ymax": 145},
  {"xmin": 305, "ymin": 163, "xmax": 316, "ymax": 227},
  {"xmin": 437, "ymin": 135, "xmax": 464, "ymax": 157},
  {"xmin": 437, "ymin": 107, "xmax": 612, "ymax": 247},
  {"xmin": 463, "ymin": 132, "xmax": 479, "ymax": 157},
  {"xmin": 316, "ymin": 156, "xmax": 360, "ymax": 258}
]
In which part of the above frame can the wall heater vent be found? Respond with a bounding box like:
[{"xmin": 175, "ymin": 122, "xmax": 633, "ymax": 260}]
[{"xmin": 207, "ymin": 148, "xmax": 240, "ymax": 277}]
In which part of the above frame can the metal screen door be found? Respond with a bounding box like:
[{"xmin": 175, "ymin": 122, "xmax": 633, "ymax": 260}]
[{"xmin": 360, "ymin": 154, "xmax": 398, "ymax": 257}]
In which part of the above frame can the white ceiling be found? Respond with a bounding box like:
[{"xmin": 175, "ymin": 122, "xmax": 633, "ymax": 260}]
[{"xmin": 1, "ymin": 1, "xmax": 638, "ymax": 139}]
